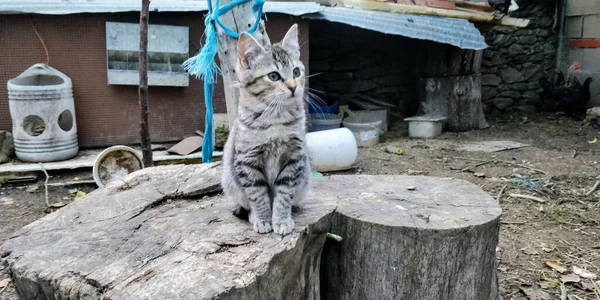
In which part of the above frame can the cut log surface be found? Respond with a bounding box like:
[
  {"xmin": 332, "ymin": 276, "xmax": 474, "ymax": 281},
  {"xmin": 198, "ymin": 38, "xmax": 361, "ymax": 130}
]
[{"xmin": 1, "ymin": 166, "xmax": 502, "ymax": 300}]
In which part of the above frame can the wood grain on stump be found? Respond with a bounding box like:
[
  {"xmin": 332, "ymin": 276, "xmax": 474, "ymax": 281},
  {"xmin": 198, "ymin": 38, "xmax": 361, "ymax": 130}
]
[{"xmin": 1, "ymin": 166, "xmax": 501, "ymax": 300}]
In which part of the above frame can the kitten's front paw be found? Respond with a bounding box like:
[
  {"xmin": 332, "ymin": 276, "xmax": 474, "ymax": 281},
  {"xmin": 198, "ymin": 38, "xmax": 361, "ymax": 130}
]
[
  {"xmin": 273, "ymin": 218, "xmax": 295, "ymax": 236},
  {"xmin": 252, "ymin": 220, "xmax": 273, "ymax": 234}
]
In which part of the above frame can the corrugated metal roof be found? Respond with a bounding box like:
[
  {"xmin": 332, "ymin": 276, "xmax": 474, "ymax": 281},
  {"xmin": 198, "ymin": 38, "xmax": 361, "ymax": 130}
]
[
  {"xmin": 303, "ymin": 7, "xmax": 487, "ymax": 50},
  {"xmin": 0, "ymin": 0, "xmax": 324, "ymax": 16},
  {"xmin": 0, "ymin": 0, "xmax": 486, "ymax": 49}
]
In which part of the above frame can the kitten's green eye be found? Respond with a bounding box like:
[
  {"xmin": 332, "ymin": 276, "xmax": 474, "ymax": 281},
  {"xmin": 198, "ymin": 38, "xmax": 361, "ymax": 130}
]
[
  {"xmin": 293, "ymin": 67, "xmax": 301, "ymax": 78},
  {"xmin": 267, "ymin": 72, "xmax": 281, "ymax": 81}
]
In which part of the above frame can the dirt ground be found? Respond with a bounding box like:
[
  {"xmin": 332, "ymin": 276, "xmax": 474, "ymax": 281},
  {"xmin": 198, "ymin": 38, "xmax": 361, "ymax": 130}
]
[{"xmin": 1, "ymin": 111, "xmax": 599, "ymax": 299}]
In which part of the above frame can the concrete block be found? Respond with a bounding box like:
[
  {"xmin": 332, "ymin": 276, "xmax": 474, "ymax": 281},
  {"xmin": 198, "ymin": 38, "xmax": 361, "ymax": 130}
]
[
  {"xmin": 568, "ymin": 48, "xmax": 585, "ymax": 66},
  {"xmin": 583, "ymin": 15, "xmax": 600, "ymax": 38},
  {"xmin": 582, "ymin": 48, "xmax": 600, "ymax": 72},
  {"xmin": 567, "ymin": 0, "xmax": 600, "ymax": 16},
  {"xmin": 566, "ymin": 16, "xmax": 583, "ymax": 38}
]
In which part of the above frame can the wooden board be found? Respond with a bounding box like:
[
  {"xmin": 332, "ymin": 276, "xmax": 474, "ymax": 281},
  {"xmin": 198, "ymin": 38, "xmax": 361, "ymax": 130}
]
[{"xmin": 340, "ymin": 0, "xmax": 530, "ymax": 28}]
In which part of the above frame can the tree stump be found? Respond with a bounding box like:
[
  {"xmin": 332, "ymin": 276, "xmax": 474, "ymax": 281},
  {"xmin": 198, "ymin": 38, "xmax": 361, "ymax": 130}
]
[
  {"xmin": 417, "ymin": 74, "xmax": 489, "ymax": 131},
  {"xmin": 1, "ymin": 168, "xmax": 501, "ymax": 299},
  {"xmin": 0, "ymin": 164, "xmax": 337, "ymax": 300},
  {"xmin": 414, "ymin": 42, "xmax": 488, "ymax": 132},
  {"xmin": 320, "ymin": 175, "xmax": 501, "ymax": 300}
]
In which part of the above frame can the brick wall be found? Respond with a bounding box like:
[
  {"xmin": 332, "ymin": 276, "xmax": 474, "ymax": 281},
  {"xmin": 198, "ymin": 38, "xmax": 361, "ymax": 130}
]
[
  {"xmin": 565, "ymin": 0, "xmax": 600, "ymax": 106},
  {"xmin": 481, "ymin": 0, "xmax": 558, "ymax": 113},
  {"xmin": 0, "ymin": 13, "xmax": 308, "ymax": 148}
]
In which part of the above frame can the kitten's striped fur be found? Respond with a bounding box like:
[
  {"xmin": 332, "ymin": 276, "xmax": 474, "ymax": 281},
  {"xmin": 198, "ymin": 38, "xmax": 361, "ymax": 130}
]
[{"xmin": 221, "ymin": 24, "xmax": 311, "ymax": 235}]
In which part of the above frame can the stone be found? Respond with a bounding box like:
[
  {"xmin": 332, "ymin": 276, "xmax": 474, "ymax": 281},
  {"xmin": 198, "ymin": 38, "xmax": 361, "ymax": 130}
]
[
  {"xmin": 483, "ymin": 55, "xmax": 510, "ymax": 67},
  {"xmin": 527, "ymin": 82, "xmax": 542, "ymax": 90},
  {"xmin": 523, "ymin": 65, "xmax": 543, "ymax": 80},
  {"xmin": 522, "ymin": 91, "xmax": 540, "ymax": 100},
  {"xmin": 511, "ymin": 83, "xmax": 529, "ymax": 91},
  {"xmin": 508, "ymin": 44, "xmax": 525, "ymax": 56},
  {"xmin": 518, "ymin": 35, "xmax": 538, "ymax": 45},
  {"xmin": 514, "ymin": 55, "xmax": 529, "ymax": 64},
  {"xmin": 514, "ymin": 105, "xmax": 538, "ymax": 113},
  {"xmin": 543, "ymin": 43, "xmax": 555, "ymax": 55},
  {"xmin": 492, "ymin": 97, "xmax": 514, "ymax": 110},
  {"xmin": 0, "ymin": 131, "xmax": 14, "ymax": 164},
  {"xmin": 530, "ymin": 53, "xmax": 545, "ymax": 62},
  {"xmin": 482, "ymin": 86, "xmax": 499, "ymax": 100},
  {"xmin": 539, "ymin": 16, "xmax": 554, "ymax": 27},
  {"xmin": 500, "ymin": 67, "xmax": 525, "ymax": 84},
  {"xmin": 536, "ymin": 29, "xmax": 551, "ymax": 37},
  {"xmin": 491, "ymin": 34, "xmax": 514, "ymax": 47},
  {"xmin": 498, "ymin": 90, "xmax": 522, "ymax": 99},
  {"xmin": 482, "ymin": 74, "xmax": 502, "ymax": 86}
]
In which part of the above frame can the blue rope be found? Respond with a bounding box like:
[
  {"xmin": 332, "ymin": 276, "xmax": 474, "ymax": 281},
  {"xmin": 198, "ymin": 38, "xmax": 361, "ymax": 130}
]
[{"xmin": 183, "ymin": 0, "xmax": 265, "ymax": 163}]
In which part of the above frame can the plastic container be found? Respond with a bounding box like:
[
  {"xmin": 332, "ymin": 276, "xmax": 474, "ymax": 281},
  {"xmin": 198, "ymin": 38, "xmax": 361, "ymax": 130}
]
[
  {"xmin": 309, "ymin": 114, "xmax": 342, "ymax": 132},
  {"xmin": 404, "ymin": 116, "xmax": 447, "ymax": 138},
  {"xmin": 352, "ymin": 109, "xmax": 389, "ymax": 132},
  {"xmin": 308, "ymin": 93, "xmax": 338, "ymax": 115},
  {"xmin": 93, "ymin": 146, "xmax": 144, "ymax": 188},
  {"xmin": 7, "ymin": 64, "xmax": 79, "ymax": 162},
  {"xmin": 306, "ymin": 128, "xmax": 357, "ymax": 172},
  {"xmin": 342, "ymin": 116, "xmax": 383, "ymax": 147}
]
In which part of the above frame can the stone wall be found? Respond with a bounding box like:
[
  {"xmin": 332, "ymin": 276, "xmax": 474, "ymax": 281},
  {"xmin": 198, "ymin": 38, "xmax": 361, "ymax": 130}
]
[
  {"xmin": 481, "ymin": 0, "xmax": 558, "ymax": 113},
  {"xmin": 309, "ymin": 21, "xmax": 421, "ymax": 117}
]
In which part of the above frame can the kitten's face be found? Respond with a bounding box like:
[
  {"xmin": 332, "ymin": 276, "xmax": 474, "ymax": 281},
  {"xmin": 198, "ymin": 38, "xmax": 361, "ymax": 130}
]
[{"xmin": 236, "ymin": 24, "xmax": 304, "ymax": 107}]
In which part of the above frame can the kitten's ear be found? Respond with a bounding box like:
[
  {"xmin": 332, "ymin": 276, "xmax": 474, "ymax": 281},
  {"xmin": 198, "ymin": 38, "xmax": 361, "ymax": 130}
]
[
  {"xmin": 281, "ymin": 24, "xmax": 300, "ymax": 59},
  {"xmin": 237, "ymin": 33, "xmax": 265, "ymax": 68}
]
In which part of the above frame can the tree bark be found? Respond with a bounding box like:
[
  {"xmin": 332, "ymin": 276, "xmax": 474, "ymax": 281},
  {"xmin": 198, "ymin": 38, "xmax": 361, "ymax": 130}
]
[
  {"xmin": 321, "ymin": 175, "xmax": 501, "ymax": 300},
  {"xmin": 417, "ymin": 74, "xmax": 489, "ymax": 131},
  {"xmin": 213, "ymin": 0, "xmax": 271, "ymax": 127},
  {"xmin": 138, "ymin": 0, "xmax": 153, "ymax": 167}
]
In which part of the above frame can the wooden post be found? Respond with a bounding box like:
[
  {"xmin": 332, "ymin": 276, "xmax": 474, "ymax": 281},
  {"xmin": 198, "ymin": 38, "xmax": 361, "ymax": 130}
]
[
  {"xmin": 212, "ymin": 0, "xmax": 271, "ymax": 126},
  {"xmin": 138, "ymin": 0, "xmax": 153, "ymax": 167}
]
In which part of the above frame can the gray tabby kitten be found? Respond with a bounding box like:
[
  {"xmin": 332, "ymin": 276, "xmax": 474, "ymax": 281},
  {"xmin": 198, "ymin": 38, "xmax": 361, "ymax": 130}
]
[{"xmin": 221, "ymin": 24, "xmax": 311, "ymax": 236}]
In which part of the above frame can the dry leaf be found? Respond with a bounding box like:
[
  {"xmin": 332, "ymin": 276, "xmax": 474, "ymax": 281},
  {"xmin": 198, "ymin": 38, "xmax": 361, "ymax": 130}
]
[
  {"xmin": 474, "ymin": 172, "xmax": 486, "ymax": 178},
  {"xmin": 520, "ymin": 286, "xmax": 551, "ymax": 300},
  {"xmin": 546, "ymin": 261, "xmax": 567, "ymax": 273},
  {"xmin": 407, "ymin": 186, "xmax": 417, "ymax": 191},
  {"xmin": 559, "ymin": 284, "xmax": 567, "ymax": 300},
  {"xmin": 541, "ymin": 247, "xmax": 554, "ymax": 253},
  {"xmin": 540, "ymin": 273, "xmax": 561, "ymax": 288},
  {"xmin": 26, "ymin": 184, "xmax": 39, "ymax": 193},
  {"xmin": 521, "ymin": 247, "xmax": 538, "ymax": 255},
  {"xmin": 50, "ymin": 202, "xmax": 66, "ymax": 208},
  {"xmin": 573, "ymin": 266, "xmax": 598, "ymax": 280},
  {"xmin": 74, "ymin": 191, "xmax": 87, "ymax": 200},
  {"xmin": 0, "ymin": 278, "xmax": 10, "ymax": 288},
  {"xmin": 560, "ymin": 274, "xmax": 580, "ymax": 284}
]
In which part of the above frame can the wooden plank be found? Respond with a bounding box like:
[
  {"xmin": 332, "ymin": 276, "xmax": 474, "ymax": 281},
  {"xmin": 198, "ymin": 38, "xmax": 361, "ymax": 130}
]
[{"xmin": 339, "ymin": 0, "xmax": 530, "ymax": 27}]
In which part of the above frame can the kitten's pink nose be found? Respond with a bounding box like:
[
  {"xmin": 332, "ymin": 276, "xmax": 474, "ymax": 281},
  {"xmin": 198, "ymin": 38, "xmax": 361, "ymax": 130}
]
[{"xmin": 289, "ymin": 86, "xmax": 296, "ymax": 95}]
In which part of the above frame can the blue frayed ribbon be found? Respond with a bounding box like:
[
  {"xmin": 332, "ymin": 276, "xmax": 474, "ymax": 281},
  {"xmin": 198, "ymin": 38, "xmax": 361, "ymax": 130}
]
[{"xmin": 183, "ymin": 0, "xmax": 265, "ymax": 163}]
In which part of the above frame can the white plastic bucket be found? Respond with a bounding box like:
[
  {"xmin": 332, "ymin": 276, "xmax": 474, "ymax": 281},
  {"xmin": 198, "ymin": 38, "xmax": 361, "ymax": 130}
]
[
  {"xmin": 342, "ymin": 116, "xmax": 382, "ymax": 147},
  {"xmin": 306, "ymin": 128, "xmax": 357, "ymax": 172},
  {"xmin": 309, "ymin": 114, "xmax": 342, "ymax": 132},
  {"xmin": 7, "ymin": 64, "xmax": 79, "ymax": 162}
]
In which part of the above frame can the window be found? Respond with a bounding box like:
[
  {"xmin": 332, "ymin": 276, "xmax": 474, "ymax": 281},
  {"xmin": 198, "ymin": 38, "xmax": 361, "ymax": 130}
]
[{"xmin": 105, "ymin": 22, "xmax": 189, "ymax": 87}]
